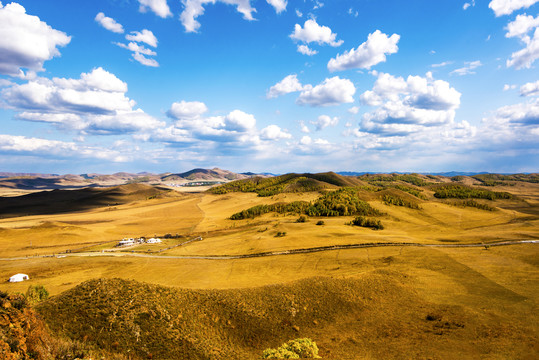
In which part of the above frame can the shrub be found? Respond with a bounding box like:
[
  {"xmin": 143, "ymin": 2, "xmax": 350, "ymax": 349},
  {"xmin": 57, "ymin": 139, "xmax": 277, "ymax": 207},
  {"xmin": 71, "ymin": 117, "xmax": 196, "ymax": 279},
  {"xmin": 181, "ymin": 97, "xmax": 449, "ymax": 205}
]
[
  {"xmin": 315, "ymin": 220, "xmax": 324, "ymax": 226},
  {"xmin": 296, "ymin": 216, "xmax": 307, "ymax": 223},
  {"xmin": 262, "ymin": 338, "xmax": 321, "ymax": 359},
  {"xmin": 26, "ymin": 285, "xmax": 49, "ymax": 305},
  {"xmin": 275, "ymin": 232, "xmax": 287, "ymax": 237},
  {"xmin": 350, "ymin": 216, "xmax": 384, "ymax": 230}
]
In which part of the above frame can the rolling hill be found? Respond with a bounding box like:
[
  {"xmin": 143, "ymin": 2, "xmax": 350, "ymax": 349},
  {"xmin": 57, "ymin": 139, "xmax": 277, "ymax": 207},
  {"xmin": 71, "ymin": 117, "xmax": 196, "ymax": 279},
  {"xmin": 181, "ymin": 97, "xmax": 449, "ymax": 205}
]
[{"xmin": 0, "ymin": 183, "xmax": 172, "ymax": 218}]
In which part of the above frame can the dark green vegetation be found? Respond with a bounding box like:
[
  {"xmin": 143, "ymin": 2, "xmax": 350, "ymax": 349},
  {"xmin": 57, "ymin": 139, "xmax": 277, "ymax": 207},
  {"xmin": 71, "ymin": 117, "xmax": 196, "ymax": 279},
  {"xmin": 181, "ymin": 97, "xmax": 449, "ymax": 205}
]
[
  {"xmin": 447, "ymin": 199, "xmax": 497, "ymax": 211},
  {"xmin": 0, "ymin": 183, "xmax": 172, "ymax": 219},
  {"xmin": 359, "ymin": 173, "xmax": 429, "ymax": 187},
  {"xmin": 433, "ymin": 184, "xmax": 512, "ymax": 200},
  {"xmin": 382, "ymin": 194, "xmax": 421, "ymax": 209},
  {"xmin": 472, "ymin": 173, "xmax": 539, "ymax": 185},
  {"xmin": 230, "ymin": 188, "xmax": 381, "ymax": 220},
  {"xmin": 210, "ymin": 172, "xmax": 364, "ymax": 197},
  {"xmin": 350, "ymin": 216, "xmax": 384, "ymax": 230}
]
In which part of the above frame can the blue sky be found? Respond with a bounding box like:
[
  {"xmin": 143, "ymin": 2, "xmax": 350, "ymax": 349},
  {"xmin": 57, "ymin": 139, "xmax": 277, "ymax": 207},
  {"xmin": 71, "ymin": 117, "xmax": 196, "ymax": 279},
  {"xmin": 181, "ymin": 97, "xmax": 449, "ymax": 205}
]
[{"xmin": 0, "ymin": 0, "xmax": 538, "ymax": 174}]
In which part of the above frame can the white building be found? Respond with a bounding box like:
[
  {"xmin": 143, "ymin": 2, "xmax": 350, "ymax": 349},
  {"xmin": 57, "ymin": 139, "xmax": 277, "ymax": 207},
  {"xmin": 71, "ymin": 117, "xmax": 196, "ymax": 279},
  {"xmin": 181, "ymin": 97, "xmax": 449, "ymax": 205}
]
[
  {"xmin": 9, "ymin": 273, "xmax": 29, "ymax": 282},
  {"xmin": 147, "ymin": 237, "xmax": 162, "ymax": 244},
  {"xmin": 118, "ymin": 238, "xmax": 135, "ymax": 246}
]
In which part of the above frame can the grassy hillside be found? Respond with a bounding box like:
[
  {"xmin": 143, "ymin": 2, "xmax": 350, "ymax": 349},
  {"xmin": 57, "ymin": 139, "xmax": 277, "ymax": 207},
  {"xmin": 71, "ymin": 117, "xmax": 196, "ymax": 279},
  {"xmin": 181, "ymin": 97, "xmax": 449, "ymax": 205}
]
[
  {"xmin": 0, "ymin": 183, "xmax": 171, "ymax": 219},
  {"xmin": 37, "ymin": 272, "xmax": 537, "ymax": 360},
  {"xmin": 209, "ymin": 172, "xmax": 365, "ymax": 196}
]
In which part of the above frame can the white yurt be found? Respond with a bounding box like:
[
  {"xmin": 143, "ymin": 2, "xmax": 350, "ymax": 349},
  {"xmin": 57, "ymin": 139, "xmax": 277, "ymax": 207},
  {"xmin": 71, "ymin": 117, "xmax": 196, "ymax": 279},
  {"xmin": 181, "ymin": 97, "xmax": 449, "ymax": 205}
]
[{"xmin": 9, "ymin": 273, "xmax": 29, "ymax": 282}]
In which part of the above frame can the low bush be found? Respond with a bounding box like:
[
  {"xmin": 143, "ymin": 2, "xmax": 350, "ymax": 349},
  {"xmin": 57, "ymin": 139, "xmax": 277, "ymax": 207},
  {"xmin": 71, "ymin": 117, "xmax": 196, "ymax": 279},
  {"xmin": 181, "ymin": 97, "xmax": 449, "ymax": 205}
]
[
  {"xmin": 262, "ymin": 338, "xmax": 321, "ymax": 359},
  {"xmin": 349, "ymin": 216, "xmax": 384, "ymax": 230}
]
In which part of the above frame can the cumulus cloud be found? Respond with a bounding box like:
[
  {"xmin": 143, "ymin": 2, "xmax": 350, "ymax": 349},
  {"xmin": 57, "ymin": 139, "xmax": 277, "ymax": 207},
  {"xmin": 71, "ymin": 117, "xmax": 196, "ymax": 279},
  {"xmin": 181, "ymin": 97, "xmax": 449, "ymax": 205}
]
[
  {"xmin": 506, "ymin": 13, "xmax": 539, "ymax": 39},
  {"xmin": 126, "ymin": 29, "xmax": 158, "ymax": 47},
  {"xmin": 297, "ymin": 44, "xmax": 318, "ymax": 56},
  {"xmin": 138, "ymin": 0, "xmax": 172, "ymax": 18},
  {"xmin": 266, "ymin": 74, "xmax": 306, "ymax": 99},
  {"xmin": 312, "ymin": 115, "xmax": 338, "ymax": 130},
  {"xmin": 0, "ymin": 2, "xmax": 71, "ymax": 76},
  {"xmin": 327, "ymin": 30, "xmax": 400, "ymax": 72},
  {"xmin": 503, "ymin": 11, "xmax": 539, "ymax": 70},
  {"xmin": 2, "ymin": 67, "xmax": 164, "ymax": 134},
  {"xmin": 450, "ymin": 60, "xmax": 482, "ymax": 76},
  {"xmin": 95, "ymin": 12, "xmax": 124, "ymax": 33},
  {"xmin": 266, "ymin": 0, "xmax": 287, "ymax": 13},
  {"xmin": 260, "ymin": 124, "xmax": 292, "ymax": 140},
  {"xmin": 180, "ymin": 0, "xmax": 257, "ymax": 33},
  {"xmin": 290, "ymin": 19, "xmax": 343, "ymax": 47},
  {"xmin": 296, "ymin": 76, "xmax": 356, "ymax": 107},
  {"xmin": 167, "ymin": 100, "xmax": 208, "ymax": 119},
  {"xmin": 520, "ymin": 80, "xmax": 539, "ymax": 96},
  {"xmin": 489, "ymin": 0, "xmax": 539, "ymax": 16},
  {"xmin": 507, "ymin": 28, "xmax": 539, "ymax": 68},
  {"xmin": 358, "ymin": 72, "xmax": 461, "ymax": 136}
]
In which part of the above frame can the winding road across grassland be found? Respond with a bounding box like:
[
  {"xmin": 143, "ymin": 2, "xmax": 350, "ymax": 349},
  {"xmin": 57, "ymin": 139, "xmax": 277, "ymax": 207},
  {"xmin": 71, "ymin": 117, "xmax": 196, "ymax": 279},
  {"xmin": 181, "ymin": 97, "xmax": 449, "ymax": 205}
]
[{"xmin": 0, "ymin": 239, "xmax": 537, "ymax": 261}]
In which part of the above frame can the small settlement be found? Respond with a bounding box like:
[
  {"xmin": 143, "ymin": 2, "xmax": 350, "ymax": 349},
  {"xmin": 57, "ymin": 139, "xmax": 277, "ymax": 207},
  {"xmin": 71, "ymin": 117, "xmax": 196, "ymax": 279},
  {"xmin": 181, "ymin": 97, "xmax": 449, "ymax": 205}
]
[{"xmin": 116, "ymin": 237, "xmax": 162, "ymax": 247}]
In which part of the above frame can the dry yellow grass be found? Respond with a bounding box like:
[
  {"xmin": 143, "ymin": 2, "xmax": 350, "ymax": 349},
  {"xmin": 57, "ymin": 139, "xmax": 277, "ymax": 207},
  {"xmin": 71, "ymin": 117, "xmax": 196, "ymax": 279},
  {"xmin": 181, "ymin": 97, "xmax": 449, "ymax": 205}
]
[{"xmin": 0, "ymin": 181, "xmax": 537, "ymax": 358}]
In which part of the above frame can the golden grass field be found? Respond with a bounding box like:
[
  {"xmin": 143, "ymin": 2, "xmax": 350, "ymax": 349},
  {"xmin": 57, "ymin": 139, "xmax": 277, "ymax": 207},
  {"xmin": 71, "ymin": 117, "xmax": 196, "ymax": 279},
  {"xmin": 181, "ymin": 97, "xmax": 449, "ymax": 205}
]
[{"xmin": 0, "ymin": 178, "xmax": 538, "ymax": 359}]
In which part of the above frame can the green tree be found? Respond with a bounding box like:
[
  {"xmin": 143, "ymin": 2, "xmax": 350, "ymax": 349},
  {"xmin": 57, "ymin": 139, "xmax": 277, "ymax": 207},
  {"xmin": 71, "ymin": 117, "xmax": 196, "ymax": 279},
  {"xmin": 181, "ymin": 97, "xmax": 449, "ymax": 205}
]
[{"xmin": 26, "ymin": 284, "xmax": 49, "ymax": 305}]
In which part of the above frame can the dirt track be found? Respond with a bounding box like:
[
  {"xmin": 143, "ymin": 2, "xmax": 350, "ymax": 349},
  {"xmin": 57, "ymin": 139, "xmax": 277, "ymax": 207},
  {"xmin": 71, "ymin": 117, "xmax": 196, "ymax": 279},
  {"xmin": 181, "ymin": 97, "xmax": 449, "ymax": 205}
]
[{"xmin": 1, "ymin": 239, "xmax": 536, "ymax": 261}]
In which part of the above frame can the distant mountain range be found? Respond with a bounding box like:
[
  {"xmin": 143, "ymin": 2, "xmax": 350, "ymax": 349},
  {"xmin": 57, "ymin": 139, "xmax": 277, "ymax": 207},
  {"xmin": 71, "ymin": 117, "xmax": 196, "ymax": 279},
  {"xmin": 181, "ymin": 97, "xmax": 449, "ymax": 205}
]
[
  {"xmin": 0, "ymin": 169, "xmax": 534, "ymax": 191},
  {"xmin": 0, "ymin": 168, "xmax": 269, "ymax": 190}
]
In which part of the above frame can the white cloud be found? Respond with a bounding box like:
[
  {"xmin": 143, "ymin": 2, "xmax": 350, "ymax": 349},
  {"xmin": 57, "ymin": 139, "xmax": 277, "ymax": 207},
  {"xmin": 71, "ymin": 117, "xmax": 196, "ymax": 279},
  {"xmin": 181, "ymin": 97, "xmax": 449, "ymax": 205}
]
[
  {"xmin": 507, "ymin": 28, "xmax": 539, "ymax": 68},
  {"xmin": 312, "ymin": 114, "xmax": 338, "ymax": 130},
  {"xmin": 506, "ymin": 13, "xmax": 539, "ymax": 39},
  {"xmin": 132, "ymin": 52, "xmax": 159, "ymax": 67},
  {"xmin": 359, "ymin": 72, "xmax": 461, "ymax": 136},
  {"xmin": 138, "ymin": 0, "xmax": 172, "ymax": 18},
  {"xmin": 327, "ymin": 30, "xmax": 400, "ymax": 72},
  {"xmin": 450, "ymin": 60, "xmax": 482, "ymax": 76},
  {"xmin": 2, "ymin": 67, "xmax": 164, "ymax": 134},
  {"xmin": 299, "ymin": 135, "xmax": 312, "ymax": 145},
  {"xmin": 463, "ymin": 1, "xmax": 475, "ymax": 10},
  {"xmin": 126, "ymin": 29, "xmax": 158, "ymax": 47},
  {"xmin": 296, "ymin": 76, "xmax": 356, "ymax": 107},
  {"xmin": 266, "ymin": 0, "xmax": 287, "ymax": 13},
  {"xmin": 300, "ymin": 120, "xmax": 310, "ymax": 133},
  {"xmin": 167, "ymin": 100, "xmax": 208, "ymax": 119},
  {"xmin": 348, "ymin": 106, "xmax": 360, "ymax": 114},
  {"xmin": 481, "ymin": 99, "xmax": 539, "ymax": 146},
  {"xmin": 260, "ymin": 124, "xmax": 291, "ymax": 140},
  {"xmin": 297, "ymin": 44, "xmax": 318, "ymax": 56},
  {"xmin": 115, "ymin": 42, "xmax": 156, "ymax": 56},
  {"xmin": 295, "ymin": 9, "xmax": 303, "ymax": 17},
  {"xmin": 267, "ymin": 74, "xmax": 306, "ymax": 99},
  {"xmin": 0, "ymin": 2, "xmax": 71, "ymax": 76},
  {"xmin": 489, "ymin": 0, "xmax": 539, "ymax": 16},
  {"xmin": 504, "ymin": 84, "xmax": 517, "ymax": 90},
  {"xmin": 95, "ymin": 12, "xmax": 124, "ymax": 33},
  {"xmin": 180, "ymin": 0, "xmax": 256, "ymax": 33},
  {"xmin": 290, "ymin": 19, "xmax": 343, "ymax": 47},
  {"xmin": 431, "ymin": 61, "xmax": 453, "ymax": 68},
  {"xmin": 520, "ymin": 80, "xmax": 539, "ymax": 96},
  {"xmin": 0, "ymin": 134, "xmax": 128, "ymax": 162}
]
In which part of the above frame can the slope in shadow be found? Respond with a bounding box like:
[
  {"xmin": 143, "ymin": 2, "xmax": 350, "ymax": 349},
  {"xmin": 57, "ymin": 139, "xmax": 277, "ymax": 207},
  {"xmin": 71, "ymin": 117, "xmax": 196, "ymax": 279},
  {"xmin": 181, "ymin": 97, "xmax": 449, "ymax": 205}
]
[{"xmin": 0, "ymin": 184, "xmax": 171, "ymax": 219}]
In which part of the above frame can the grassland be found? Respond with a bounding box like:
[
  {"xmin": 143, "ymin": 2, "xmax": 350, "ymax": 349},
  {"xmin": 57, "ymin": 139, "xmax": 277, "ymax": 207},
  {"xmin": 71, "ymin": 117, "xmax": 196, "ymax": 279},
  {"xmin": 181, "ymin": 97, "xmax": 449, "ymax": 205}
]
[{"xmin": 0, "ymin": 174, "xmax": 537, "ymax": 359}]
